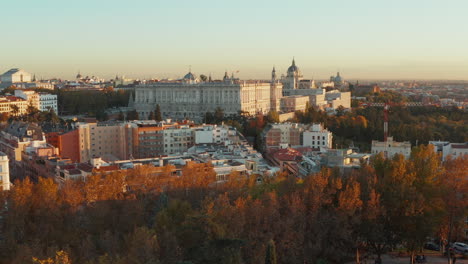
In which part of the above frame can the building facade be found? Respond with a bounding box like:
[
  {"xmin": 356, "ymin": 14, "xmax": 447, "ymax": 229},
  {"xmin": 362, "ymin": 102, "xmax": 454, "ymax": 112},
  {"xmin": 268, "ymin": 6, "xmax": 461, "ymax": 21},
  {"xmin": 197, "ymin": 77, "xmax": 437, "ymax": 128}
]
[
  {"xmin": 39, "ymin": 93, "xmax": 58, "ymax": 112},
  {"xmin": 302, "ymin": 123, "xmax": 333, "ymax": 149},
  {"xmin": 1, "ymin": 68, "xmax": 32, "ymax": 84},
  {"xmin": 0, "ymin": 96, "xmax": 28, "ymax": 115},
  {"xmin": 14, "ymin": 90, "xmax": 58, "ymax": 113},
  {"xmin": 133, "ymin": 72, "xmax": 279, "ymax": 121},
  {"xmin": 262, "ymin": 123, "xmax": 303, "ymax": 150},
  {"xmin": 0, "ymin": 152, "xmax": 9, "ymax": 190},
  {"xmin": 371, "ymin": 137, "xmax": 411, "ymax": 158}
]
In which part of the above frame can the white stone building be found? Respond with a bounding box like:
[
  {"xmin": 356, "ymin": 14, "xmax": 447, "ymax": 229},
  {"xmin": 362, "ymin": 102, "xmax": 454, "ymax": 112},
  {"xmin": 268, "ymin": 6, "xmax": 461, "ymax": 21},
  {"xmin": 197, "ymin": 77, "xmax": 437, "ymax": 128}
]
[
  {"xmin": 0, "ymin": 152, "xmax": 9, "ymax": 191},
  {"xmin": 429, "ymin": 141, "xmax": 468, "ymax": 160},
  {"xmin": 371, "ymin": 137, "xmax": 411, "ymax": 158},
  {"xmin": 280, "ymin": 95, "xmax": 309, "ymax": 112},
  {"xmin": 0, "ymin": 96, "xmax": 28, "ymax": 115},
  {"xmin": 302, "ymin": 123, "xmax": 333, "ymax": 149},
  {"xmin": 14, "ymin": 89, "xmax": 40, "ymax": 109},
  {"xmin": 39, "ymin": 93, "xmax": 58, "ymax": 112},
  {"xmin": 14, "ymin": 90, "xmax": 58, "ymax": 113},
  {"xmin": 133, "ymin": 71, "xmax": 282, "ymax": 121},
  {"xmin": 1, "ymin": 68, "xmax": 32, "ymax": 84},
  {"xmin": 325, "ymin": 90, "xmax": 351, "ymax": 109},
  {"xmin": 163, "ymin": 125, "xmax": 194, "ymax": 155}
]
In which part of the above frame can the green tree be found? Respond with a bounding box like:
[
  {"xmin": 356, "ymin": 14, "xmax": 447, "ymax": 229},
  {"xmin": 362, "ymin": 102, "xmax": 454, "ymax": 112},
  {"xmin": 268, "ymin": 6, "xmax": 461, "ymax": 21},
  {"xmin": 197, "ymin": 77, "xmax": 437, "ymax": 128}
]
[
  {"xmin": 127, "ymin": 110, "xmax": 139, "ymax": 120},
  {"xmin": 214, "ymin": 107, "xmax": 224, "ymax": 124},
  {"xmin": 265, "ymin": 110, "xmax": 279, "ymax": 124},
  {"xmin": 265, "ymin": 239, "xmax": 277, "ymax": 264},
  {"xmin": 148, "ymin": 111, "xmax": 155, "ymax": 121},
  {"xmin": 117, "ymin": 111, "xmax": 125, "ymax": 121},
  {"xmin": 155, "ymin": 104, "xmax": 162, "ymax": 121},
  {"xmin": 199, "ymin": 74, "xmax": 208, "ymax": 82}
]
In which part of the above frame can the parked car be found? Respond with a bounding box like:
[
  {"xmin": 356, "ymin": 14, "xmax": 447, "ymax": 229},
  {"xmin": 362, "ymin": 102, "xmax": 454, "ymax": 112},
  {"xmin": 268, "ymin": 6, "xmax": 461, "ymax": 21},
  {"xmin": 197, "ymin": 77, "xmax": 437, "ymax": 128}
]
[
  {"xmin": 453, "ymin": 242, "xmax": 468, "ymax": 254},
  {"xmin": 424, "ymin": 242, "xmax": 440, "ymax": 251}
]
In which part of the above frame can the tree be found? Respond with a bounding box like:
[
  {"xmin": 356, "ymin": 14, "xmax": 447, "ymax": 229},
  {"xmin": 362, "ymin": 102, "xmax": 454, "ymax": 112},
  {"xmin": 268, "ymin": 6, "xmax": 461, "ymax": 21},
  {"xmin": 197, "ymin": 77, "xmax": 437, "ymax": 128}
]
[
  {"xmin": 199, "ymin": 74, "xmax": 208, "ymax": 82},
  {"xmin": 148, "ymin": 111, "xmax": 155, "ymax": 121},
  {"xmin": 438, "ymin": 155, "xmax": 468, "ymax": 262},
  {"xmin": 117, "ymin": 111, "xmax": 125, "ymax": 121},
  {"xmin": 265, "ymin": 239, "xmax": 277, "ymax": 264},
  {"xmin": 155, "ymin": 104, "xmax": 162, "ymax": 121},
  {"xmin": 127, "ymin": 110, "xmax": 139, "ymax": 120},
  {"xmin": 214, "ymin": 107, "xmax": 224, "ymax": 124},
  {"xmin": 265, "ymin": 110, "xmax": 279, "ymax": 124},
  {"xmin": 10, "ymin": 104, "xmax": 20, "ymax": 116},
  {"xmin": 204, "ymin": 112, "xmax": 214, "ymax": 124}
]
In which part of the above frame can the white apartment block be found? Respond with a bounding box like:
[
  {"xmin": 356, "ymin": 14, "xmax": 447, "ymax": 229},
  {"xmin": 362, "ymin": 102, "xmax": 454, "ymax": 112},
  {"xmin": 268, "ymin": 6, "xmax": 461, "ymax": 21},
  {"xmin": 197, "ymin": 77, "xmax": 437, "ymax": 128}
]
[
  {"xmin": 194, "ymin": 125, "xmax": 232, "ymax": 144},
  {"xmin": 302, "ymin": 123, "xmax": 333, "ymax": 149},
  {"xmin": 39, "ymin": 93, "xmax": 58, "ymax": 112},
  {"xmin": 14, "ymin": 89, "xmax": 39, "ymax": 109},
  {"xmin": 325, "ymin": 91, "xmax": 351, "ymax": 109},
  {"xmin": 0, "ymin": 96, "xmax": 28, "ymax": 115},
  {"xmin": 429, "ymin": 141, "xmax": 468, "ymax": 160},
  {"xmin": 371, "ymin": 137, "xmax": 411, "ymax": 158},
  {"xmin": 0, "ymin": 152, "xmax": 10, "ymax": 191},
  {"xmin": 163, "ymin": 125, "xmax": 194, "ymax": 155},
  {"xmin": 14, "ymin": 90, "xmax": 58, "ymax": 113}
]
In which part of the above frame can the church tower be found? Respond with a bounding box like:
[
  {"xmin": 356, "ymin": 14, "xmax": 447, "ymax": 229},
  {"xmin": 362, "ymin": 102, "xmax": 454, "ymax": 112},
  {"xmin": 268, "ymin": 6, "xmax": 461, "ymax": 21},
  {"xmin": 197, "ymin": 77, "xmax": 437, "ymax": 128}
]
[{"xmin": 270, "ymin": 66, "xmax": 282, "ymax": 112}]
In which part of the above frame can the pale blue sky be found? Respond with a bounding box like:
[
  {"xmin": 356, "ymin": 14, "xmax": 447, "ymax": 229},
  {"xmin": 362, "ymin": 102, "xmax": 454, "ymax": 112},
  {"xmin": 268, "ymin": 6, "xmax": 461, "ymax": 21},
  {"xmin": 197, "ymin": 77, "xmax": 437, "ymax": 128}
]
[{"xmin": 1, "ymin": 0, "xmax": 467, "ymax": 80}]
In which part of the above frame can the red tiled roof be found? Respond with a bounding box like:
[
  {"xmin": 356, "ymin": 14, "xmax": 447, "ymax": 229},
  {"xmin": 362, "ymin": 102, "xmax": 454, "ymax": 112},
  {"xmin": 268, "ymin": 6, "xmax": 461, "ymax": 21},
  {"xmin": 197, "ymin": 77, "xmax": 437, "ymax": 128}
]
[{"xmin": 271, "ymin": 148, "xmax": 303, "ymax": 162}]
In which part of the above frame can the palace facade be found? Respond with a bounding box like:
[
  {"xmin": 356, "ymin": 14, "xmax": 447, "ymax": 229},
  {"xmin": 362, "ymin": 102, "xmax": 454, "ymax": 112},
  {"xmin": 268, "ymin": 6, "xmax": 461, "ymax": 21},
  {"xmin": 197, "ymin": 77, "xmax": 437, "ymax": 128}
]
[{"xmin": 133, "ymin": 71, "xmax": 282, "ymax": 121}]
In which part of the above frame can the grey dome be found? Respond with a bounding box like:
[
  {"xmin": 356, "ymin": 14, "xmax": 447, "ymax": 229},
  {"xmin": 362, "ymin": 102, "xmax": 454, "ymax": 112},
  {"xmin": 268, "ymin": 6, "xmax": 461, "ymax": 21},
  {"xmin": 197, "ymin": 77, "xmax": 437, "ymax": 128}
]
[
  {"xmin": 287, "ymin": 58, "xmax": 300, "ymax": 74},
  {"xmin": 183, "ymin": 72, "xmax": 196, "ymax": 80}
]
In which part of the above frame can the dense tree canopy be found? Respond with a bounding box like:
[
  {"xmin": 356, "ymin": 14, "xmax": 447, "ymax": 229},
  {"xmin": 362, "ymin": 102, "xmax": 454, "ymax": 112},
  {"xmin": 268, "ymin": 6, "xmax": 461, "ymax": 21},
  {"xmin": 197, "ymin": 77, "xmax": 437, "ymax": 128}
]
[{"xmin": 1, "ymin": 148, "xmax": 465, "ymax": 264}]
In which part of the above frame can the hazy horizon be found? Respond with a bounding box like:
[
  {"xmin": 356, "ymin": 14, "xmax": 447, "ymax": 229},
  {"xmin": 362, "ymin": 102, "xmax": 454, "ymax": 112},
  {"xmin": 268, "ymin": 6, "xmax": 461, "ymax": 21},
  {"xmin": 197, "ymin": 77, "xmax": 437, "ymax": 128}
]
[{"xmin": 2, "ymin": 0, "xmax": 468, "ymax": 80}]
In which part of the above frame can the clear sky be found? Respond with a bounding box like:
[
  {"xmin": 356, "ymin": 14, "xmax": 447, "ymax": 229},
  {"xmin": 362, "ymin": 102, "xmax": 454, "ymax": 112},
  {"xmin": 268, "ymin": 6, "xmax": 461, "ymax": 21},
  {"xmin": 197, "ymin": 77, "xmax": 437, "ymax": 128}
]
[{"xmin": 1, "ymin": 0, "xmax": 467, "ymax": 80}]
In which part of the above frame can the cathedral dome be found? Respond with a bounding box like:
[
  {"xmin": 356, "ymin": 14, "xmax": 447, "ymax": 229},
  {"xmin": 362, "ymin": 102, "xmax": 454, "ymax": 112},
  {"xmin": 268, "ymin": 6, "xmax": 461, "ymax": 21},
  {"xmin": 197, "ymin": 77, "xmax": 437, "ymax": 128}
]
[
  {"xmin": 183, "ymin": 72, "xmax": 196, "ymax": 80},
  {"xmin": 287, "ymin": 58, "xmax": 302, "ymax": 77},
  {"xmin": 334, "ymin": 72, "xmax": 342, "ymax": 84}
]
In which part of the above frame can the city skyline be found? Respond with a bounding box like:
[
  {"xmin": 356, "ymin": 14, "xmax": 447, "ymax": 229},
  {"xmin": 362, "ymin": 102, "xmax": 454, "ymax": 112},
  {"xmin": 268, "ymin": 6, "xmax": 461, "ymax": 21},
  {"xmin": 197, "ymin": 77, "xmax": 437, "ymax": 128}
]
[{"xmin": 2, "ymin": 0, "xmax": 468, "ymax": 80}]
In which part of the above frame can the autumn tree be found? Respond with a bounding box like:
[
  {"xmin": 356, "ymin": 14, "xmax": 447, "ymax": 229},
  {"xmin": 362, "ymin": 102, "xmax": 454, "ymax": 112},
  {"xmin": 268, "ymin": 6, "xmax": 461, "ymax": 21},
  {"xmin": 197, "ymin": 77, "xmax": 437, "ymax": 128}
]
[
  {"xmin": 265, "ymin": 239, "xmax": 277, "ymax": 264},
  {"xmin": 438, "ymin": 155, "xmax": 468, "ymax": 261}
]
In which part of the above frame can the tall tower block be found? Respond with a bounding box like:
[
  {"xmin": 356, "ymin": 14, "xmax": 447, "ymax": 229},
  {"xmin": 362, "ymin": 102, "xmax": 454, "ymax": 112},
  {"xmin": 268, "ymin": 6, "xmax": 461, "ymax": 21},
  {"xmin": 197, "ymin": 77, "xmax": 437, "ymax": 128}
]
[{"xmin": 0, "ymin": 152, "xmax": 10, "ymax": 191}]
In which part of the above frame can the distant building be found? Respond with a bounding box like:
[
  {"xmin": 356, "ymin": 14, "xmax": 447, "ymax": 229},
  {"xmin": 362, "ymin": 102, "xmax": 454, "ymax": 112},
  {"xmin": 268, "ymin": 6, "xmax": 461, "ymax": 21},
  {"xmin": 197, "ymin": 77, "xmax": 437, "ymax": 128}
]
[
  {"xmin": 1, "ymin": 68, "xmax": 32, "ymax": 84},
  {"xmin": 0, "ymin": 96, "xmax": 28, "ymax": 115},
  {"xmin": 302, "ymin": 123, "xmax": 333, "ymax": 149},
  {"xmin": 38, "ymin": 93, "xmax": 58, "ymax": 112},
  {"xmin": 0, "ymin": 122, "xmax": 48, "ymax": 162},
  {"xmin": 133, "ymin": 70, "xmax": 282, "ymax": 121},
  {"xmin": 0, "ymin": 152, "xmax": 10, "ymax": 190},
  {"xmin": 371, "ymin": 137, "xmax": 411, "ymax": 158},
  {"xmin": 14, "ymin": 89, "xmax": 39, "ymax": 108},
  {"xmin": 280, "ymin": 95, "xmax": 309, "ymax": 112},
  {"xmin": 325, "ymin": 90, "xmax": 351, "ymax": 109},
  {"xmin": 353, "ymin": 84, "xmax": 380, "ymax": 96},
  {"xmin": 262, "ymin": 123, "xmax": 303, "ymax": 150},
  {"xmin": 429, "ymin": 141, "xmax": 468, "ymax": 160},
  {"xmin": 14, "ymin": 89, "xmax": 58, "ymax": 113}
]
